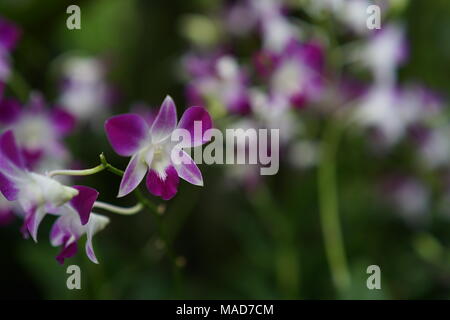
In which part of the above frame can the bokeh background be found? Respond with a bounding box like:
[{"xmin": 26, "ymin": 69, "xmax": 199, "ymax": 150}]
[{"xmin": 1, "ymin": 0, "xmax": 450, "ymax": 299}]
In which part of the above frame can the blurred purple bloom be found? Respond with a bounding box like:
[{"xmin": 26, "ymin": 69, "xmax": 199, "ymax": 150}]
[
  {"xmin": 0, "ymin": 17, "xmax": 21, "ymax": 51},
  {"xmin": 105, "ymin": 96, "xmax": 212, "ymax": 200},
  {"xmin": 184, "ymin": 54, "xmax": 251, "ymax": 115},
  {"xmin": 0, "ymin": 92, "xmax": 75, "ymax": 170},
  {"xmin": 269, "ymin": 40, "xmax": 325, "ymax": 108}
]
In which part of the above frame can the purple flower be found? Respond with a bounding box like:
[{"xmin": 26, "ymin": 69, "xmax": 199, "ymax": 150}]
[
  {"xmin": 50, "ymin": 186, "xmax": 108, "ymax": 264},
  {"xmin": 0, "ymin": 92, "xmax": 76, "ymax": 170},
  {"xmin": 184, "ymin": 53, "xmax": 251, "ymax": 115},
  {"xmin": 269, "ymin": 40, "xmax": 325, "ymax": 108},
  {"xmin": 0, "ymin": 130, "xmax": 85, "ymax": 241},
  {"xmin": 0, "ymin": 17, "xmax": 21, "ymax": 51},
  {"xmin": 105, "ymin": 96, "xmax": 212, "ymax": 200}
]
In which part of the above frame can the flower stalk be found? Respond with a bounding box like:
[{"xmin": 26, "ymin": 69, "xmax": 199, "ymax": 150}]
[
  {"xmin": 318, "ymin": 119, "xmax": 351, "ymax": 298},
  {"xmin": 93, "ymin": 201, "xmax": 143, "ymax": 215}
]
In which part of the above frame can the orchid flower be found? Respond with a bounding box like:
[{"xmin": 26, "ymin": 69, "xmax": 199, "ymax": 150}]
[
  {"xmin": 50, "ymin": 186, "xmax": 109, "ymax": 264},
  {"xmin": 0, "ymin": 92, "xmax": 75, "ymax": 170},
  {"xmin": 269, "ymin": 40, "xmax": 324, "ymax": 108},
  {"xmin": 0, "ymin": 130, "xmax": 83, "ymax": 241},
  {"xmin": 184, "ymin": 53, "xmax": 250, "ymax": 115},
  {"xmin": 105, "ymin": 95, "xmax": 212, "ymax": 200}
]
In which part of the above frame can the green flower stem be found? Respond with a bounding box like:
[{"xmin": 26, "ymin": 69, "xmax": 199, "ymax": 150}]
[
  {"xmin": 93, "ymin": 201, "xmax": 143, "ymax": 215},
  {"xmin": 318, "ymin": 119, "xmax": 351, "ymax": 298},
  {"xmin": 48, "ymin": 164, "xmax": 105, "ymax": 178}
]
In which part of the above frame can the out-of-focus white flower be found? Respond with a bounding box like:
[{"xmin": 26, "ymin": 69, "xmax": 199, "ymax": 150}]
[
  {"xmin": 419, "ymin": 126, "xmax": 450, "ymax": 169},
  {"xmin": 59, "ymin": 56, "xmax": 110, "ymax": 123},
  {"xmin": 355, "ymin": 85, "xmax": 417, "ymax": 146},
  {"xmin": 357, "ymin": 24, "xmax": 407, "ymax": 85}
]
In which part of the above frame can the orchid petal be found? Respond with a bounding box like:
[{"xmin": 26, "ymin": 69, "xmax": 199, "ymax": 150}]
[
  {"xmin": 70, "ymin": 186, "xmax": 99, "ymax": 225},
  {"xmin": 150, "ymin": 95, "xmax": 177, "ymax": 143},
  {"xmin": 177, "ymin": 106, "xmax": 212, "ymax": 148},
  {"xmin": 85, "ymin": 213, "xmax": 109, "ymax": 264},
  {"xmin": 25, "ymin": 206, "xmax": 46, "ymax": 242},
  {"xmin": 0, "ymin": 130, "xmax": 24, "ymax": 170},
  {"xmin": 0, "ymin": 171, "xmax": 18, "ymax": 200},
  {"xmin": 56, "ymin": 241, "xmax": 78, "ymax": 265},
  {"xmin": 173, "ymin": 150, "xmax": 203, "ymax": 186},
  {"xmin": 105, "ymin": 114, "xmax": 148, "ymax": 156},
  {"xmin": 118, "ymin": 152, "xmax": 147, "ymax": 197},
  {"xmin": 146, "ymin": 165, "xmax": 179, "ymax": 200}
]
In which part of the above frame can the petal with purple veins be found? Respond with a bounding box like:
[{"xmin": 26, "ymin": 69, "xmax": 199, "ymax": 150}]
[{"xmin": 151, "ymin": 96, "xmax": 177, "ymax": 143}]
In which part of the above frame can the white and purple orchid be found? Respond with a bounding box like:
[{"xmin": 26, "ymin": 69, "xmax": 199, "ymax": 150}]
[
  {"xmin": 269, "ymin": 40, "xmax": 325, "ymax": 108},
  {"xmin": 50, "ymin": 188, "xmax": 109, "ymax": 265},
  {"xmin": 184, "ymin": 53, "xmax": 251, "ymax": 115},
  {"xmin": 0, "ymin": 92, "xmax": 75, "ymax": 170},
  {"xmin": 105, "ymin": 96, "xmax": 212, "ymax": 200},
  {"xmin": 0, "ymin": 131, "xmax": 82, "ymax": 238}
]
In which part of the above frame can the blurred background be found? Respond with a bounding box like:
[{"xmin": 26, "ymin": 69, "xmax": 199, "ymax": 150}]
[{"xmin": 0, "ymin": 0, "xmax": 450, "ymax": 299}]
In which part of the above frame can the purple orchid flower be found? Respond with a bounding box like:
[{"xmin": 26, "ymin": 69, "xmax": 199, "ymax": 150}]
[
  {"xmin": 105, "ymin": 95, "xmax": 212, "ymax": 200},
  {"xmin": 269, "ymin": 40, "xmax": 325, "ymax": 108},
  {"xmin": 184, "ymin": 53, "xmax": 251, "ymax": 115},
  {"xmin": 50, "ymin": 186, "xmax": 108, "ymax": 264},
  {"xmin": 0, "ymin": 130, "xmax": 91, "ymax": 241},
  {"xmin": 0, "ymin": 92, "xmax": 75, "ymax": 170}
]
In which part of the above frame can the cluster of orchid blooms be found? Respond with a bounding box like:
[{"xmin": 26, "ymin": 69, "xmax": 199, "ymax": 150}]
[
  {"xmin": 181, "ymin": 0, "xmax": 449, "ymax": 221},
  {"xmin": 0, "ymin": 0, "xmax": 449, "ymax": 266},
  {"xmin": 0, "ymin": 17, "xmax": 212, "ymax": 264}
]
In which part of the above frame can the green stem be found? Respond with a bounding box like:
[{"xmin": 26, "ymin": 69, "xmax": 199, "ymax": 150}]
[{"xmin": 318, "ymin": 119, "xmax": 351, "ymax": 298}]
